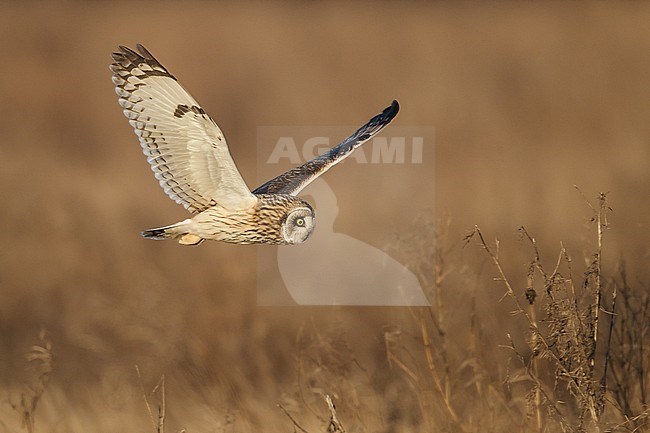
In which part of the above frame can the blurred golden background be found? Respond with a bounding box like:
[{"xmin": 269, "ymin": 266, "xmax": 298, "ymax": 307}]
[{"xmin": 0, "ymin": 2, "xmax": 648, "ymax": 432}]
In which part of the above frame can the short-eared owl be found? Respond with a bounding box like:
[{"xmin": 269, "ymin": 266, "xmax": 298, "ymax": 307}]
[{"xmin": 111, "ymin": 44, "xmax": 399, "ymax": 245}]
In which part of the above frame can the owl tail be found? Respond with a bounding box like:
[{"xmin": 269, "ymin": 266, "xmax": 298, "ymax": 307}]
[{"xmin": 141, "ymin": 220, "xmax": 204, "ymax": 246}]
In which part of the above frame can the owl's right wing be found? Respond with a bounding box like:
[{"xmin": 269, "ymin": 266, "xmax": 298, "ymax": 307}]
[
  {"xmin": 111, "ymin": 44, "xmax": 257, "ymax": 213},
  {"xmin": 253, "ymin": 100, "xmax": 399, "ymax": 196}
]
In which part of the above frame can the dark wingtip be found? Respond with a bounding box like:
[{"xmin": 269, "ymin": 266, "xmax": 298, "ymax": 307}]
[
  {"xmin": 112, "ymin": 44, "xmax": 150, "ymax": 61},
  {"xmin": 111, "ymin": 43, "xmax": 174, "ymax": 80},
  {"xmin": 111, "ymin": 45, "xmax": 129, "ymax": 60},
  {"xmin": 382, "ymin": 99, "xmax": 400, "ymax": 122},
  {"xmin": 135, "ymin": 43, "xmax": 154, "ymax": 60},
  {"xmin": 383, "ymin": 99, "xmax": 399, "ymax": 120}
]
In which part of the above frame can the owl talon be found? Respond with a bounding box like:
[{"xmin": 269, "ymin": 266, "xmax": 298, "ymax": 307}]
[{"xmin": 179, "ymin": 234, "xmax": 204, "ymax": 246}]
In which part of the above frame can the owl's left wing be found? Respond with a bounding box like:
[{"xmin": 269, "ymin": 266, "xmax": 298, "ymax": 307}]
[
  {"xmin": 111, "ymin": 44, "xmax": 257, "ymax": 213},
  {"xmin": 253, "ymin": 100, "xmax": 399, "ymax": 196}
]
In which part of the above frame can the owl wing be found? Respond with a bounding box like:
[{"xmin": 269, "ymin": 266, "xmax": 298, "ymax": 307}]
[
  {"xmin": 111, "ymin": 44, "xmax": 257, "ymax": 213},
  {"xmin": 253, "ymin": 100, "xmax": 399, "ymax": 196}
]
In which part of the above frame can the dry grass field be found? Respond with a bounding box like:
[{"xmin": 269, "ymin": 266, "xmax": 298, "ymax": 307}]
[{"xmin": 0, "ymin": 2, "xmax": 649, "ymax": 432}]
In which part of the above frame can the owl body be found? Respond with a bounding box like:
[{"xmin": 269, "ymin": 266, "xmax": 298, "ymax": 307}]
[{"xmin": 143, "ymin": 194, "xmax": 315, "ymax": 245}]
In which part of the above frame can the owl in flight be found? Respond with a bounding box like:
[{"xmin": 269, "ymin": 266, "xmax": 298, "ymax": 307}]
[{"xmin": 111, "ymin": 44, "xmax": 399, "ymax": 245}]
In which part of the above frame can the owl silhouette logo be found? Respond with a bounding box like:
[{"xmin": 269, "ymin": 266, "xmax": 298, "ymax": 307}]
[{"xmin": 276, "ymin": 178, "xmax": 429, "ymax": 306}]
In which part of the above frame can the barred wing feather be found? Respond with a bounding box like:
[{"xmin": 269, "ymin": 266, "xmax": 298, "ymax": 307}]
[
  {"xmin": 111, "ymin": 44, "xmax": 256, "ymax": 213},
  {"xmin": 253, "ymin": 100, "xmax": 399, "ymax": 196}
]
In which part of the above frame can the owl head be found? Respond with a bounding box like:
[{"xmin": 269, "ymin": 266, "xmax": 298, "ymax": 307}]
[
  {"xmin": 281, "ymin": 201, "xmax": 315, "ymax": 244},
  {"xmin": 253, "ymin": 194, "xmax": 315, "ymax": 245}
]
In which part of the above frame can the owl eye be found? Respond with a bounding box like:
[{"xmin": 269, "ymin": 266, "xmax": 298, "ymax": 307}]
[{"xmin": 295, "ymin": 217, "xmax": 305, "ymax": 227}]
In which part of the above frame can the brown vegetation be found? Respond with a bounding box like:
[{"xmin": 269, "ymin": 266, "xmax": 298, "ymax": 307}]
[{"xmin": 0, "ymin": 2, "xmax": 649, "ymax": 432}]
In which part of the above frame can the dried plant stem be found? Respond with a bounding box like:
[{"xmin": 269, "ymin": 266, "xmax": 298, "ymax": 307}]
[
  {"xmin": 528, "ymin": 303, "xmax": 543, "ymax": 433},
  {"xmin": 602, "ymin": 274, "xmax": 616, "ymax": 394},
  {"xmin": 504, "ymin": 335, "xmax": 571, "ymax": 431},
  {"xmin": 519, "ymin": 230, "xmax": 544, "ymax": 432},
  {"xmin": 135, "ymin": 366, "xmax": 166, "ymax": 433},
  {"xmin": 468, "ymin": 227, "xmax": 532, "ymax": 321},
  {"xmin": 325, "ymin": 395, "xmax": 345, "ymax": 433},
  {"xmin": 277, "ymin": 395, "xmax": 348, "ymax": 433},
  {"xmin": 384, "ymin": 339, "xmax": 418, "ymax": 383},
  {"xmin": 576, "ymin": 189, "xmax": 609, "ymax": 372},
  {"xmin": 466, "ymin": 226, "xmax": 594, "ymax": 412},
  {"xmin": 158, "ymin": 375, "xmax": 166, "ymax": 433},
  {"xmin": 590, "ymin": 194, "xmax": 604, "ymax": 375},
  {"xmin": 278, "ymin": 404, "xmax": 310, "ymax": 433},
  {"xmin": 419, "ymin": 312, "xmax": 460, "ymax": 424}
]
